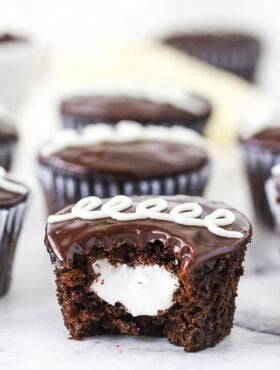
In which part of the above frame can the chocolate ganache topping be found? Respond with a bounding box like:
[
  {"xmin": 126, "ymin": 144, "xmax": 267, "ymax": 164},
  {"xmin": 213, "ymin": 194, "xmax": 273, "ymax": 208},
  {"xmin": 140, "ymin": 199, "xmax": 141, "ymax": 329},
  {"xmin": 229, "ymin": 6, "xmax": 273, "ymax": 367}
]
[
  {"xmin": 46, "ymin": 195, "xmax": 252, "ymax": 270},
  {"xmin": 39, "ymin": 141, "xmax": 208, "ymax": 179},
  {"xmin": 0, "ymin": 121, "xmax": 18, "ymax": 143},
  {"xmin": 241, "ymin": 127, "xmax": 280, "ymax": 151},
  {"xmin": 61, "ymin": 94, "xmax": 211, "ymax": 122}
]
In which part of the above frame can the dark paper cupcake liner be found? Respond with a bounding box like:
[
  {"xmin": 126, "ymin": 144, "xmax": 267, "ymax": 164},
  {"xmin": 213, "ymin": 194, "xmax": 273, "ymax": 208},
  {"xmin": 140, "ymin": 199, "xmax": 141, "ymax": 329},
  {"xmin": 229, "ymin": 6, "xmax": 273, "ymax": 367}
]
[
  {"xmin": 0, "ymin": 141, "xmax": 16, "ymax": 171},
  {"xmin": 61, "ymin": 116, "xmax": 208, "ymax": 135},
  {"xmin": 38, "ymin": 163, "xmax": 211, "ymax": 215},
  {"xmin": 185, "ymin": 47, "xmax": 258, "ymax": 81},
  {"xmin": 240, "ymin": 144, "xmax": 280, "ymax": 226},
  {"xmin": 0, "ymin": 202, "xmax": 27, "ymax": 297},
  {"xmin": 163, "ymin": 38, "xmax": 261, "ymax": 82}
]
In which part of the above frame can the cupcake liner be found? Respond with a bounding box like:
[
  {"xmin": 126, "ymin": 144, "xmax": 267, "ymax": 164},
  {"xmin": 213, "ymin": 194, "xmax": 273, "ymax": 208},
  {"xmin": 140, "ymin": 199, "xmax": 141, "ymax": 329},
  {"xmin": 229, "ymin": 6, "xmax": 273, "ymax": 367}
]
[
  {"xmin": 0, "ymin": 141, "xmax": 16, "ymax": 170},
  {"xmin": 166, "ymin": 41, "xmax": 260, "ymax": 82},
  {"xmin": 240, "ymin": 144, "xmax": 280, "ymax": 226},
  {"xmin": 38, "ymin": 163, "xmax": 211, "ymax": 215},
  {"xmin": 0, "ymin": 202, "xmax": 27, "ymax": 296},
  {"xmin": 188, "ymin": 47, "xmax": 258, "ymax": 81},
  {"xmin": 61, "ymin": 116, "xmax": 208, "ymax": 135}
]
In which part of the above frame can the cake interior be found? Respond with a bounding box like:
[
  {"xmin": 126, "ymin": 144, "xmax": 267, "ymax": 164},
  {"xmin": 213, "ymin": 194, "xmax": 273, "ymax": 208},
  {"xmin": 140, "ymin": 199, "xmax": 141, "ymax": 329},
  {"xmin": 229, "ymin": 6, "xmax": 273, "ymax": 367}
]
[{"xmin": 52, "ymin": 235, "xmax": 247, "ymax": 352}]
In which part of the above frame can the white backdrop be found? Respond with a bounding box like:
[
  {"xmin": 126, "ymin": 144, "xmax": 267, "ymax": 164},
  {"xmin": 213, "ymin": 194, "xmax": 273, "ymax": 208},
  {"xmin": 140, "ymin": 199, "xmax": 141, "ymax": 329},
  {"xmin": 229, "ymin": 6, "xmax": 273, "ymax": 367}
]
[{"xmin": 1, "ymin": 0, "xmax": 280, "ymax": 97}]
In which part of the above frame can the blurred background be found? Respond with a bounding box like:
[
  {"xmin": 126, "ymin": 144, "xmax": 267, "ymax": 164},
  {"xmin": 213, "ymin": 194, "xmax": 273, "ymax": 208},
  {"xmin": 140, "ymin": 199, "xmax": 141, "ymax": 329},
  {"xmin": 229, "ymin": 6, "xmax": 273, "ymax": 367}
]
[{"xmin": 1, "ymin": 0, "xmax": 280, "ymax": 99}]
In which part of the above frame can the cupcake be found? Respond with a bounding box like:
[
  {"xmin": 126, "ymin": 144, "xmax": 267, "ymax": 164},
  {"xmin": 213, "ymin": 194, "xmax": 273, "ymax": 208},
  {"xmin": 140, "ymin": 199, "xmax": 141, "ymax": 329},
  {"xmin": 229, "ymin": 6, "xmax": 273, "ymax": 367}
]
[
  {"xmin": 0, "ymin": 104, "xmax": 18, "ymax": 170},
  {"xmin": 239, "ymin": 112, "xmax": 280, "ymax": 226},
  {"xmin": 60, "ymin": 85, "xmax": 212, "ymax": 135},
  {"xmin": 0, "ymin": 167, "xmax": 29, "ymax": 296},
  {"xmin": 265, "ymin": 164, "xmax": 280, "ymax": 232},
  {"xmin": 38, "ymin": 121, "xmax": 211, "ymax": 214},
  {"xmin": 162, "ymin": 31, "xmax": 261, "ymax": 82},
  {"xmin": 45, "ymin": 194, "xmax": 252, "ymax": 352}
]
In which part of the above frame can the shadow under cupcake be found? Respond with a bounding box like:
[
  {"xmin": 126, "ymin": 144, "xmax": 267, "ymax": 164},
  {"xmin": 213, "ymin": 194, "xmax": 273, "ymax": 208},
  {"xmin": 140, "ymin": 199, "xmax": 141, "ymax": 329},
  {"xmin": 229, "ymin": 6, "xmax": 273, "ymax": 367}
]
[
  {"xmin": 38, "ymin": 121, "xmax": 211, "ymax": 214},
  {"xmin": 60, "ymin": 85, "xmax": 212, "ymax": 135}
]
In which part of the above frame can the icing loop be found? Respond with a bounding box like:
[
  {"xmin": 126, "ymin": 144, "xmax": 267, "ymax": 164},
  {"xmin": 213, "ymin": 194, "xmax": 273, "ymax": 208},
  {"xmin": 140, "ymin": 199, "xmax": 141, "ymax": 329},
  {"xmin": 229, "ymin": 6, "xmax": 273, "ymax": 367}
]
[
  {"xmin": 0, "ymin": 167, "xmax": 27, "ymax": 195},
  {"xmin": 48, "ymin": 195, "xmax": 243, "ymax": 239}
]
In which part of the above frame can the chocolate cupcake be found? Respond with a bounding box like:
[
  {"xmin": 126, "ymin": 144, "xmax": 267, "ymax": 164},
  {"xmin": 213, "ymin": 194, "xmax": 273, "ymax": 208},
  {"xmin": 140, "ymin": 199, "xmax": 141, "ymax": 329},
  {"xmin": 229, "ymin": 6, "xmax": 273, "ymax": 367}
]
[
  {"xmin": 162, "ymin": 31, "xmax": 261, "ymax": 82},
  {"xmin": 265, "ymin": 164, "xmax": 280, "ymax": 232},
  {"xmin": 0, "ymin": 33, "xmax": 26, "ymax": 44},
  {"xmin": 0, "ymin": 167, "xmax": 29, "ymax": 296},
  {"xmin": 239, "ymin": 114, "xmax": 280, "ymax": 226},
  {"xmin": 0, "ymin": 105, "xmax": 18, "ymax": 170},
  {"xmin": 60, "ymin": 85, "xmax": 212, "ymax": 135},
  {"xmin": 45, "ymin": 194, "xmax": 252, "ymax": 352},
  {"xmin": 38, "ymin": 121, "xmax": 211, "ymax": 214}
]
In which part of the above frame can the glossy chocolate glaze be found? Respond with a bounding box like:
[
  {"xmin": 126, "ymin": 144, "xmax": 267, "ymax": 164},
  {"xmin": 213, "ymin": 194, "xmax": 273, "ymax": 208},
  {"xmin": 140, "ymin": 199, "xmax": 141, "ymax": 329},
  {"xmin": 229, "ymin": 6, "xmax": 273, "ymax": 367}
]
[
  {"xmin": 0, "ymin": 33, "xmax": 26, "ymax": 43},
  {"xmin": 163, "ymin": 32, "xmax": 260, "ymax": 49},
  {"xmin": 39, "ymin": 141, "xmax": 208, "ymax": 179},
  {"xmin": 0, "ymin": 121, "xmax": 18, "ymax": 143},
  {"xmin": 46, "ymin": 195, "xmax": 252, "ymax": 270},
  {"xmin": 241, "ymin": 127, "xmax": 280, "ymax": 151},
  {"xmin": 61, "ymin": 95, "xmax": 211, "ymax": 122},
  {"xmin": 0, "ymin": 181, "xmax": 28, "ymax": 208}
]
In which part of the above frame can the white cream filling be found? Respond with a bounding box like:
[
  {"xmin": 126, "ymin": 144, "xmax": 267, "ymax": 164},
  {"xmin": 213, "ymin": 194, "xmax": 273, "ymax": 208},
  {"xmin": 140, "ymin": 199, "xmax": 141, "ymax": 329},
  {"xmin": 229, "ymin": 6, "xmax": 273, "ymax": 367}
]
[{"xmin": 90, "ymin": 259, "xmax": 179, "ymax": 317}]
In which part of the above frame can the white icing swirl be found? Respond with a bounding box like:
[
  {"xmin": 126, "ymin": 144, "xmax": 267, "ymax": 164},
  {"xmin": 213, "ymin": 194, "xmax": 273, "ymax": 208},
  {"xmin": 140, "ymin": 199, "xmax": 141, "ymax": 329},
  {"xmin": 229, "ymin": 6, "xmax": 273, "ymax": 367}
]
[
  {"xmin": 66, "ymin": 84, "xmax": 209, "ymax": 115},
  {"xmin": 48, "ymin": 195, "xmax": 243, "ymax": 239},
  {"xmin": 240, "ymin": 103, "xmax": 280, "ymax": 139},
  {"xmin": 0, "ymin": 167, "xmax": 27, "ymax": 195},
  {"xmin": 41, "ymin": 121, "xmax": 206, "ymax": 156}
]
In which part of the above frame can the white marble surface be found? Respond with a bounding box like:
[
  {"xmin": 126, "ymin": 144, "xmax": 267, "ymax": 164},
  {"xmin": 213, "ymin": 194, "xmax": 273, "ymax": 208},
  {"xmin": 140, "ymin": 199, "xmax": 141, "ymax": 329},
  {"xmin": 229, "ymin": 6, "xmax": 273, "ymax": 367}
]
[{"xmin": 0, "ymin": 86, "xmax": 280, "ymax": 369}]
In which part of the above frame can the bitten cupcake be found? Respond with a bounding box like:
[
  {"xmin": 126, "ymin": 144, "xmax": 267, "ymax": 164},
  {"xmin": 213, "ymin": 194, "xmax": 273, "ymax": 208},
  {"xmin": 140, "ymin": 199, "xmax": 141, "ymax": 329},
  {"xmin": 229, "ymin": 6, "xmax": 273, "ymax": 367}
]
[
  {"xmin": 239, "ymin": 113, "xmax": 280, "ymax": 226},
  {"xmin": 162, "ymin": 31, "xmax": 261, "ymax": 82},
  {"xmin": 38, "ymin": 121, "xmax": 211, "ymax": 214},
  {"xmin": 45, "ymin": 194, "xmax": 252, "ymax": 352},
  {"xmin": 0, "ymin": 167, "xmax": 29, "ymax": 296},
  {"xmin": 0, "ymin": 104, "xmax": 18, "ymax": 170},
  {"xmin": 60, "ymin": 85, "xmax": 212, "ymax": 135}
]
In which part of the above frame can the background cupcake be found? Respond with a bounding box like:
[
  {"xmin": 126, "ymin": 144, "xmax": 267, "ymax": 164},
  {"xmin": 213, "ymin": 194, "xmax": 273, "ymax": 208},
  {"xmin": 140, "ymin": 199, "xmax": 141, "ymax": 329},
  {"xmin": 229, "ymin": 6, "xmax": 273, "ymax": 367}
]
[
  {"xmin": 0, "ymin": 167, "xmax": 29, "ymax": 297},
  {"xmin": 265, "ymin": 163, "xmax": 280, "ymax": 233},
  {"xmin": 162, "ymin": 31, "xmax": 261, "ymax": 82},
  {"xmin": 0, "ymin": 104, "xmax": 18, "ymax": 170},
  {"xmin": 239, "ymin": 111, "xmax": 280, "ymax": 226},
  {"xmin": 60, "ymin": 85, "xmax": 212, "ymax": 135},
  {"xmin": 38, "ymin": 121, "xmax": 211, "ymax": 214}
]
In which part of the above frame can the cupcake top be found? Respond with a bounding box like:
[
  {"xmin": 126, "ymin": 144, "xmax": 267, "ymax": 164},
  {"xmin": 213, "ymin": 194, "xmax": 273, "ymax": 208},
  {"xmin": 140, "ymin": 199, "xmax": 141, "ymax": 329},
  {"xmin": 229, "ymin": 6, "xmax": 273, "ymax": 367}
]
[
  {"xmin": 0, "ymin": 33, "xmax": 26, "ymax": 44},
  {"xmin": 46, "ymin": 194, "xmax": 252, "ymax": 269},
  {"xmin": 39, "ymin": 121, "xmax": 209, "ymax": 179},
  {"xmin": 0, "ymin": 104, "xmax": 18, "ymax": 143},
  {"xmin": 61, "ymin": 85, "xmax": 211, "ymax": 123},
  {"xmin": 240, "ymin": 109, "xmax": 280, "ymax": 150},
  {"xmin": 0, "ymin": 167, "xmax": 28, "ymax": 207}
]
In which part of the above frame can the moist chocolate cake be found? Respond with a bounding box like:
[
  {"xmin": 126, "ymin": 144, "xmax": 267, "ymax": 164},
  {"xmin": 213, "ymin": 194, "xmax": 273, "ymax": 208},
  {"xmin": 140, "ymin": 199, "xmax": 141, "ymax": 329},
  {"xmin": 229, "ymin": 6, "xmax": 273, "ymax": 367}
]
[
  {"xmin": 240, "ymin": 123, "xmax": 280, "ymax": 226},
  {"xmin": 60, "ymin": 87, "xmax": 212, "ymax": 134},
  {"xmin": 162, "ymin": 31, "xmax": 261, "ymax": 82},
  {"xmin": 0, "ymin": 167, "xmax": 29, "ymax": 296},
  {"xmin": 45, "ymin": 194, "xmax": 252, "ymax": 352},
  {"xmin": 38, "ymin": 121, "xmax": 210, "ymax": 214},
  {"xmin": 0, "ymin": 113, "xmax": 18, "ymax": 170}
]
